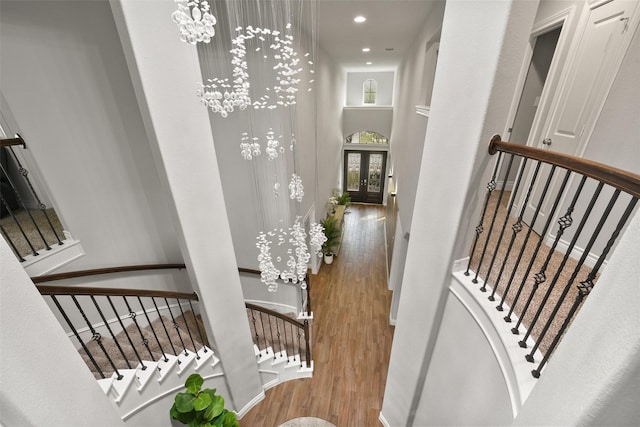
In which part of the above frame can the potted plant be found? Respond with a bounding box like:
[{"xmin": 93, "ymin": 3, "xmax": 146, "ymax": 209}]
[
  {"xmin": 320, "ymin": 215, "xmax": 341, "ymax": 265},
  {"xmin": 170, "ymin": 373, "xmax": 239, "ymax": 427},
  {"xmin": 337, "ymin": 191, "xmax": 351, "ymax": 208}
]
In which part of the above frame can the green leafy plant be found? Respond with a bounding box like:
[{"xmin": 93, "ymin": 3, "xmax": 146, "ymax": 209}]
[
  {"xmin": 320, "ymin": 215, "xmax": 341, "ymax": 255},
  {"xmin": 170, "ymin": 373, "xmax": 239, "ymax": 427},
  {"xmin": 337, "ymin": 191, "xmax": 351, "ymax": 207}
]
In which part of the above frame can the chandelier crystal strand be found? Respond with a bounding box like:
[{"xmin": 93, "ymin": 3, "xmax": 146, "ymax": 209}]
[
  {"xmin": 172, "ymin": 0, "xmax": 216, "ymax": 44},
  {"xmin": 309, "ymin": 222, "xmax": 326, "ymax": 257}
]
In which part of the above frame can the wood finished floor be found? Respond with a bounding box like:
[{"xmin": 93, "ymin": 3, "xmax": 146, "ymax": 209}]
[{"xmin": 239, "ymin": 204, "xmax": 394, "ymax": 427}]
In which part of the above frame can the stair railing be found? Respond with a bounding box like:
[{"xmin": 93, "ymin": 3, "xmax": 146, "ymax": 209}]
[
  {"xmin": 238, "ymin": 267, "xmax": 312, "ymax": 368},
  {"xmin": 246, "ymin": 302, "xmax": 312, "ymax": 369},
  {"xmin": 238, "ymin": 267, "xmax": 312, "ymax": 316},
  {"xmin": 1, "ymin": 134, "xmax": 64, "ymax": 261},
  {"xmin": 465, "ymin": 135, "xmax": 639, "ymax": 378},
  {"xmin": 33, "ymin": 264, "xmax": 211, "ymax": 380}
]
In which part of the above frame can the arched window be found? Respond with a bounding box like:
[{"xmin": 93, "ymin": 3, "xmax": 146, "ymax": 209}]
[
  {"xmin": 345, "ymin": 131, "xmax": 388, "ymax": 144},
  {"xmin": 363, "ymin": 79, "xmax": 377, "ymax": 104}
]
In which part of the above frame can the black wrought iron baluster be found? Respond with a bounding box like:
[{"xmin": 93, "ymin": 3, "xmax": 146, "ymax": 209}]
[
  {"xmin": 282, "ymin": 315, "xmax": 290, "ymax": 360},
  {"xmin": 0, "ymin": 221, "xmax": 26, "ymax": 261},
  {"xmin": 123, "ymin": 297, "xmax": 154, "ymax": 361},
  {"xmin": 0, "ymin": 193, "xmax": 38, "ymax": 257},
  {"xmin": 71, "ymin": 295, "xmax": 122, "ymax": 379},
  {"xmin": 497, "ymin": 160, "xmax": 541, "ymax": 311},
  {"xmin": 105, "ymin": 296, "xmax": 145, "ymax": 370},
  {"xmin": 90, "ymin": 296, "xmax": 132, "ymax": 369},
  {"xmin": 505, "ymin": 165, "xmax": 562, "ymax": 325},
  {"xmin": 259, "ymin": 312, "xmax": 268, "ymax": 352},
  {"xmin": 296, "ymin": 324, "xmax": 303, "ymax": 366},
  {"xmin": 175, "ymin": 298, "xmax": 198, "ymax": 357},
  {"xmin": 51, "ymin": 295, "xmax": 105, "ymax": 379},
  {"xmin": 267, "ymin": 314, "xmax": 276, "ymax": 353},
  {"xmin": 476, "ymin": 153, "xmax": 515, "ymax": 291},
  {"xmin": 188, "ymin": 300, "xmax": 208, "ymax": 353},
  {"xmin": 518, "ymin": 178, "xmax": 600, "ymax": 350},
  {"xmin": 140, "ymin": 297, "xmax": 169, "ymax": 362},
  {"xmin": 7, "ymin": 141, "xmax": 63, "ymax": 245},
  {"xmin": 531, "ymin": 196, "xmax": 637, "ymax": 378},
  {"xmin": 0, "ymin": 161, "xmax": 52, "ymax": 250},
  {"xmin": 165, "ymin": 298, "xmax": 188, "ymax": 356},
  {"xmin": 249, "ymin": 309, "xmax": 261, "ymax": 354},
  {"xmin": 152, "ymin": 297, "xmax": 177, "ymax": 357},
  {"xmin": 490, "ymin": 157, "xmax": 528, "ymax": 302},
  {"xmin": 465, "ymin": 152, "xmax": 504, "ymax": 278},
  {"xmin": 275, "ymin": 315, "xmax": 283, "ymax": 356},
  {"xmin": 304, "ymin": 319, "xmax": 311, "ymax": 368},
  {"xmin": 511, "ymin": 170, "xmax": 574, "ymax": 335}
]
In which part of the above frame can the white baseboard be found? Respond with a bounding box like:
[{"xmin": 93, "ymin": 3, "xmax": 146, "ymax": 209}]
[
  {"xmin": 544, "ymin": 235, "xmax": 605, "ymax": 270},
  {"xmin": 235, "ymin": 390, "xmax": 266, "ymax": 419},
  {"xmin": 379, "ymin": 412, "xmax": 391, "ymax": 427}
]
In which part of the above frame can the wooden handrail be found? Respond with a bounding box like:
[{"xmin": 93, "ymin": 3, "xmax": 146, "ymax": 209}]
[
  {"xmin": 245, "ymin": 302, "xmax": 305, "ymax": 328},
  {"xmin": 31, "ymin": 263, "xmax": 186, "ymax": 283},
  {"xmin": 0, "ymin": 134, "xmax": 26, "ymax": 148},
  {"xmin": 36, "ymin": 284, "xmax": 198, "ymax": 300},
  {"xmin": 488, "ymin": 135, "xmax": 640, "ymax": 198},
  {"xmin": 238, "ymin": 267, "xmax": 261, "ymax": 275}
]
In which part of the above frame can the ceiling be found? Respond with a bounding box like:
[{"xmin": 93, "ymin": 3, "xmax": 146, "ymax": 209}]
[{"xmin": 317, "ymin": 0, "xmax": 439, "ymax": 71}]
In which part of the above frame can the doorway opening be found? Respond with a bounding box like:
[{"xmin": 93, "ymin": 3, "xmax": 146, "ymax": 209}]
[{"xmin": 344, "ymin": 150, "xmax": 387, "ymax": 204}]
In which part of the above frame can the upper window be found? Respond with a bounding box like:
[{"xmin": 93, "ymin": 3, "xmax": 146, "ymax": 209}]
[
  {"xmin": 345, "ymin": 131, "xmax": 388, "ymax": 145},
  {"xmin": 363, "ymin": 79, "xmax": 377, "ymax": 104}
]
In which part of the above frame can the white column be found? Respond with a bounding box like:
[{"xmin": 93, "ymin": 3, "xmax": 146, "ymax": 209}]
[
  {"xmin": 110, "ymin": 0, "xmax": 263, "ymax": 413},
  {"xmin": 0, "ymin": 239, "xmax": 126, "ymax": 426},
  {"xmin": 381, "ymin": 1, "xmax": 523, "ymax": 425}
]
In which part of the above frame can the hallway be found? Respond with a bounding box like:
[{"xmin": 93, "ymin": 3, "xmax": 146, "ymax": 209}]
[{"xmin": 240, "ymin": 204, "xmax": 395, "ymax": 426}]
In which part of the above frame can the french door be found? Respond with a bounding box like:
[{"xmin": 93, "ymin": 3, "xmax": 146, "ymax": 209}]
[{"xmin": 344, "ymin": 150, "xmax": 386, "ymax": 204}]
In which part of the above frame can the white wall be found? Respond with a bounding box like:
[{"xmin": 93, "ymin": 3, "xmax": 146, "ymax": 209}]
[
  {"xmin": 343, "ymin": 107, "xmax": 393, "ymax": 140},
  {"xmin": 0, "ymin": 0, "xmax": 182, "ymax": 270},
  {"xmin": 346, "ymin": 71, "xmax": 395, "ymax": 106},
  {"xmin": 387, "ymin": 1, "xmax": 445, "ymax": 237},
  {"xmin": 414, "ymin": 289, "xmax": 513, "ymax": 426},
  {"xmin": 315, "ymin": 48, "xmax": 346, "ymax": 218},
  {"xmin": 0, "ymin": 239, "xmax": 126, "ymax": 427}
]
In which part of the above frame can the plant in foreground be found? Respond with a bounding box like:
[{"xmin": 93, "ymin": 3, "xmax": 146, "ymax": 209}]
[{"xmin": 170, "ymin": 373, "xmax": 239, "ymax": 427}]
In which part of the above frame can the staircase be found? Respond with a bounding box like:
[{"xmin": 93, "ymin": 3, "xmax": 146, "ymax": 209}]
[{"xmin": 32, "ymin": 264, "xmax": 314, "ymax": 421}]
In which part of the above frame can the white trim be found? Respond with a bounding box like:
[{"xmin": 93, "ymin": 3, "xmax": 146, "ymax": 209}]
[
  {"xmin": 378, "ymin": 412, "xmax": 391, "ymax": 427},
  {"xmin": 343, "ymin": 105, "xmax": 393, "ymax": 111},
  {"xmin": 235, "ymin": 390, "xmax": 266, "ymax": 419},
  {"xmin": 122, "ymin": 372, "xmax": 225, "ymax": 421},
  {"xmin": 23, "ymin": 233, "xmax": 85, "ymax": 276},
  {"xmin": 415, "ymin": 105, "xmax": 431, "ymax": 118},
  {"xmin": 450, "ymin": 270, "xmax": 542, "ymax": 419}
]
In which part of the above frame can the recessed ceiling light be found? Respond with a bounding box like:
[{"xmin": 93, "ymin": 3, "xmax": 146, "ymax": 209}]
[
  {"xmin": 366, "ymin": 61, "xmax": 373, "ymax": 65},
  {"xmin": 362, "ymin": 47, "xmax": 371, "ymax": 52},
  {"xmin": 354, "ymin": 16, "xmax": 366, "ymax": 23}
]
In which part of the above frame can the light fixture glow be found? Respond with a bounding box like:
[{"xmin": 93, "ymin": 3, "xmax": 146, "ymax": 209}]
[
  {"xmin": 354, "ymin": 15, "xmax": 366, "ymax": 23},
  {"xmin": 362, "ymin": 47, "xmax": 371, "ymax": 52},
  {"xmin": 366, "ymin": 61, "xmax": 373, "ymax": 65}
]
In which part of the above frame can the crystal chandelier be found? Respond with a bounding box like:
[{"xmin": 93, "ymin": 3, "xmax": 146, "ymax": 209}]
[{"xmin": 172, "ymin": 0, "xmax": 217, "ymax": 44}]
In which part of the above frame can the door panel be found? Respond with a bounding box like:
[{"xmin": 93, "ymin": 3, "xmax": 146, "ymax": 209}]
[
  {"xmin": 523, "ymin": 0, "xmax": 639, "ymax": 233},
  {"xmin": 344, "ymin": 150, "xmax": 386, "ymax": 204}
]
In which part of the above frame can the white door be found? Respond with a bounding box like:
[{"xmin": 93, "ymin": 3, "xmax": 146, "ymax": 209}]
[{"xmin": 523, "ymin": 0, "xmax": 639, "ymax": 232}]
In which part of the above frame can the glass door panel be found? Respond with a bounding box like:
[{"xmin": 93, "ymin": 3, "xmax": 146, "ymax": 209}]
[{"xmin": 343, "ymin": 150, "xmax": 386, "ymax": 204}]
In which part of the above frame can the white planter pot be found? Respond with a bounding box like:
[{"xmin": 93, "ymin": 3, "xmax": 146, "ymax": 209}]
[{"xmin": 324, "ymin": 253, "xmax": 334, "ymax": 265}]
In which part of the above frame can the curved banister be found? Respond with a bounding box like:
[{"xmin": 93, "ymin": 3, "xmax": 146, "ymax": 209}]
[
  {"xmin": 245, "ymin": 302, "xmax": 305, "ymax": 328},
  {"xmin": 31, "ymin": 263, "xmax": 186, "ymax": 283},
  {"xmin": 238, "ymin": 267, "xmax": 261, "ymax": 275},
  {"xmin": 488, "ymin": 135, "xmax": 640, "ymax": 198},
  {"xmin": 35, "ymin": 284, "xmax": 198, "ymax": 300}
]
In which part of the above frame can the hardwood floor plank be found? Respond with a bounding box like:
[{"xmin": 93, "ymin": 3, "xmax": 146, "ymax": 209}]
[{"xmin": 239, "ymin": 204, "xmax": 394, "ymax": 426}]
